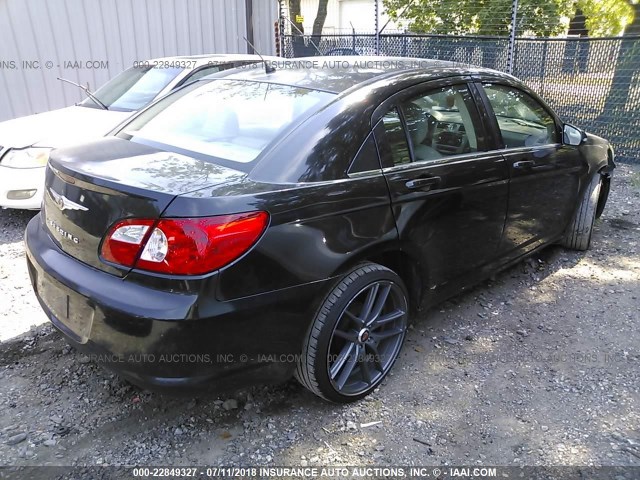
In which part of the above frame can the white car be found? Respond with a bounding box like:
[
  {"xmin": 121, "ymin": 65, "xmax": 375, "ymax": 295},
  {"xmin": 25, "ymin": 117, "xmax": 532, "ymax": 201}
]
[{"xmin": 0, "ymin": 54, "xmax": 272, "ymax": 209}]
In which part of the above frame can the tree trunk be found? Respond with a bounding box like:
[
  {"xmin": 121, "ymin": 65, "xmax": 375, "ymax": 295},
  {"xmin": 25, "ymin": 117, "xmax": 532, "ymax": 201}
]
[
  {"xmin": 288, "ymin": 0, "xmax": 307, "ymax": 57},
  {"xmin": 289, "ymin": 0, "xmax": 304, "ymax": 34},
  {"xmin": 312, "ymin": 0, "xmax": 329, "ymax": 38}
]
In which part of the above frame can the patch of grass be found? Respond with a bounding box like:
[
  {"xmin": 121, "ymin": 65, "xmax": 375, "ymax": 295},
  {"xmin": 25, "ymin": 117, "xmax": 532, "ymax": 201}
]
[{"xmin": 631, "ymin": 172, "xmax": 640, "ymax": 189}]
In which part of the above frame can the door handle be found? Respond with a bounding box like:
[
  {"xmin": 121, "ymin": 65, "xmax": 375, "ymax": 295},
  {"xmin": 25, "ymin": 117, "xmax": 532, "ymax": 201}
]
[
  {"xmin": 405, "ymin": 176, "xmax": 441, "ymax": 190},
  {"xmin": 513, "ymin": 160, "xmax": 535, "ymax": 169}
]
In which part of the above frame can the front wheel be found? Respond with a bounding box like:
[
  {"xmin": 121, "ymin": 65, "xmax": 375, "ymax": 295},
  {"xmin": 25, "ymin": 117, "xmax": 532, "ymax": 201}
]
[
  {"xmin": 562, "ymin": 173, "xmax": 602, "ymax": 251},
  {"xmin": 295, "ymin": 263, "xmax": 409, "ymax": 403}
]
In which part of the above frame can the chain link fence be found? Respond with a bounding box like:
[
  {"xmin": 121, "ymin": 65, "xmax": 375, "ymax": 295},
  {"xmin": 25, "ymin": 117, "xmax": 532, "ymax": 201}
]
[{"xmin": 281, "ymin": 32, "xmax": 640, "ymax": 163}]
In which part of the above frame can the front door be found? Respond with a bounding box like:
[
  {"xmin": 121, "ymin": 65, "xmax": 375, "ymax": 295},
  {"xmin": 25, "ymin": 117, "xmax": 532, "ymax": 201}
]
[{"xmin": 477, "ymin": 82, "xmax": 585, "ymax": 257}]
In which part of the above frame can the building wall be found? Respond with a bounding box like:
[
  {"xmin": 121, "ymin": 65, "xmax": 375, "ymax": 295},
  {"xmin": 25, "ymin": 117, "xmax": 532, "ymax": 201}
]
[
  {"xmin": 252, "ymin": 0, "xmax": 280, "ymax": 56},
  {"xmin": 0, "ymin": 0, "xmax": 278, "ymax": 122}
]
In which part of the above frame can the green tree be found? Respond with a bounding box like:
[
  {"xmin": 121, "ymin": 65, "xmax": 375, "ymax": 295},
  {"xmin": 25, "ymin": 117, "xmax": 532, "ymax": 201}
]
[
  {"xmin": 312, "ymin": 0, "xmax": 330, "ymax": 38},
  {"xmin": 579, "ymin": 0, "xmax": 635, "ymax": 36},
  {"xmin": 383, "ymin": 0, "xmax": 635, "ymax": 36}
]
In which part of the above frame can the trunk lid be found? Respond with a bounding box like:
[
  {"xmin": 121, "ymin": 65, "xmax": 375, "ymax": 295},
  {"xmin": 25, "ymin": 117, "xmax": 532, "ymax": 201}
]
[{"xmin": 44, "ymin": 137, "xmax": 245, "ymax": 276}]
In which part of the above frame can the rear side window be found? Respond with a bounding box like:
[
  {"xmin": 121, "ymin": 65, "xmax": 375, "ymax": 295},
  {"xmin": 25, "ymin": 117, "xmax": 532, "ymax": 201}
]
[
  {"xmin": 399, "ymin": 84, "xmax": 481, "ymax": 162},
  {"xmin": 348, "ymin": 133, "xmax": 382, "ymax": 174},
  {"xmin": 483, "ymin": 84, "xmax": 558, "ymax": 148},
  {"xmin": 81, "ymin": 66, "xmax": 182, "ymax": 111},
  {"xmin": 180, "ymin": 61, "xmax": 257, "ymax": 86},
  {"xmin": 375, "ymin": 84, "xmax": 483, "ymax": 167},
  {"xmin": 182, "ymin": 65, "xmax": 223, "ymax": 84}
]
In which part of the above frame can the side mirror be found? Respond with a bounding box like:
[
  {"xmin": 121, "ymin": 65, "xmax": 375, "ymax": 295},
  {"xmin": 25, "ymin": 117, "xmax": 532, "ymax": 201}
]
[{"xmin": 563, "ymin": 124, "xmax": 586, "ymax": 146}]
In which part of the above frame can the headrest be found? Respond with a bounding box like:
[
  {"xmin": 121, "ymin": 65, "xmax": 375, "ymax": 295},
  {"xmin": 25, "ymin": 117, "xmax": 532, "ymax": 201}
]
[{"xmin": 202, "ymin": 108, "xmax": 239, "ymax": 139}]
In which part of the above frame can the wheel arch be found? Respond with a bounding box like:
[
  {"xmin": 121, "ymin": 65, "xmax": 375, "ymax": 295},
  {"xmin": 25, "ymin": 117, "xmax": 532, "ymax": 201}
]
[
  {"xmin": 330, "ymin": 243, "xmax": 426, "ymax": 315},
  {"xmin": 595, "ymin": 147, "xmax": 614, "ymax": 219}
]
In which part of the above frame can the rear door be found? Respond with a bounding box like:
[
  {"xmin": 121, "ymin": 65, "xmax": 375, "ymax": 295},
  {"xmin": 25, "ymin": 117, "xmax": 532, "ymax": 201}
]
[
  {"xmin": 475, "ymin": 81, "xmax": 585, "ymax": 257},
  {"xmin": 374, "ymin": 79, "xmax": 509, "ymax": 296}
]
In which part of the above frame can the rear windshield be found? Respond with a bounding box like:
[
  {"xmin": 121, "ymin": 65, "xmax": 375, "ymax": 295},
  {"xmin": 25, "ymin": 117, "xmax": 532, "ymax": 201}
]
[{"xmin": 116, "ymin": 80, "xmax": 335, "ymax": 165}]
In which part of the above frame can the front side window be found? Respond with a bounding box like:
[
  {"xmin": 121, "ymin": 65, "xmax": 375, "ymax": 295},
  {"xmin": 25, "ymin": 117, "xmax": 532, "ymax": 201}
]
[
  {"xmin": 117, "ymin": 80, "xmax": 334, "ymax": 165},
  {"xmin": 81, "ymin": 66, "xmax": 182, "ymax": 111},
  {"xmin": 483, "ymin": 84, "xmax": 558, "ymax": 149}
]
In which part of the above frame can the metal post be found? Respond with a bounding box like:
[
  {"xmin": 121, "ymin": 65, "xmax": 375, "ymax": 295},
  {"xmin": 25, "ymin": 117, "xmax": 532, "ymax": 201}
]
[
  {"xmin": 402, "ymin": 29, "xmax": 407, "ymax": 57},
  {"xmin": 245, "ymin": 0, "xmax": 254, "ymax": 54},
  {"xmin": 352, "ymin": 24, "xmax": 356, "ymax": 53},
  {"xmin": 278, "ymin": 0, "xmax": 286, "ymax": 57},
  {"xmin": 374, "ymin": 0, "xmax": 380, "ymax": 55},
  {"xmin": 539, "ymin": 40, "xmax": 548, "ymax": 98},
  {"xmin": 507, "ymin": 0, "xmax": 519, "ymax": 74}
]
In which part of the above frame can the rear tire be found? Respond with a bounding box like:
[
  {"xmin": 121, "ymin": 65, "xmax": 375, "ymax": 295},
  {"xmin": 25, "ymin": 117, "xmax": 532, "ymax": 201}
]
[
  {"xmin": 295, "ymin": 263, "xmax": 409, "ymax": 403},
  {"xmin": 562, "ymin": 174, "xmax": 602, "ymax": 251}
]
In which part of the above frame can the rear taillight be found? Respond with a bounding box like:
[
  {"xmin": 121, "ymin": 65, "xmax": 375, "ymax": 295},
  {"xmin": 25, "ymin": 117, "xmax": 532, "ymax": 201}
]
[
  {"xmin": 101, "ymin": 212, "xmax": 269, "ymax": 275},
  {"xmin": 101, "ymin": 219, "xmax": 155, "ymax": 267}
]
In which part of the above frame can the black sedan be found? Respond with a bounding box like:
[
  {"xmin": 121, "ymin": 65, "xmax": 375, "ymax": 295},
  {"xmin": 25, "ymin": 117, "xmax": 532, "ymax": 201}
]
[{"xmin": 25, "ymin": 58, "xmax": 615, "ymax": 403}]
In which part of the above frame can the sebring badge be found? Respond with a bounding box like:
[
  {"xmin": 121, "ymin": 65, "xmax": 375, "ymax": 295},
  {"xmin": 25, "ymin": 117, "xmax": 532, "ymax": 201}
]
[
  {"xmin": 47, "ymin": 218, "xmax": 80, "ymax": 244},
  {"xmin": 48, "ymin": 188, "xmax": 88, "ymax": 212}
]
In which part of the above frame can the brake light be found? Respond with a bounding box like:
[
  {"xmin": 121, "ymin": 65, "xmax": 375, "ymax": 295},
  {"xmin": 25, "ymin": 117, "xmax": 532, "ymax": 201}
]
[{"xmin": 101, "ymin": 212, "xmax": 269, "ymax": 275}]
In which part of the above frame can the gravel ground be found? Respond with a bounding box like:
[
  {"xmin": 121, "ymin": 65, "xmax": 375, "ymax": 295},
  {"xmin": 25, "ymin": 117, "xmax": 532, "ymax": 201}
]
[
  {"xmin": 0, "ymin": 164, "xmax": 639, "ymax": 469},
  {"xmin": 0, "ymin": 208, "xmax": 44, "ymax": 342}
]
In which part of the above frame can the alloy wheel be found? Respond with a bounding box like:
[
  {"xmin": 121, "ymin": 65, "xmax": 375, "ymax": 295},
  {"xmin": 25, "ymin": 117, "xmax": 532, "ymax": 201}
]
[{"xmin": 327, "ymin": 280, "xmax": 408, "ymax": 396}]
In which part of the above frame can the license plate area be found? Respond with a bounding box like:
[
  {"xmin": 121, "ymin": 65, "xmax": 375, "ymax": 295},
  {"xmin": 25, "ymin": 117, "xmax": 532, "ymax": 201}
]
[{"xmin": 37, "ymin": 273, "xmax": 94, "ymax": 343}]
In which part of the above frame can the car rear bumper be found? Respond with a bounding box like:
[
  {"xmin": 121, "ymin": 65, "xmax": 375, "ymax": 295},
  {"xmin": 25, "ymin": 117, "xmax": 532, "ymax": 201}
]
[
  {"xmin": 25, "ymin": 213, "xmax": 331, "ymax": 392},
  {"xmin": 0, "ymin": 165, "xmax": 45, "ymax": 209}
]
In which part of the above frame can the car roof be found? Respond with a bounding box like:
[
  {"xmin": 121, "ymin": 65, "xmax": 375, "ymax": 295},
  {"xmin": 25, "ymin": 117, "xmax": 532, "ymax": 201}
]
[
  {"xmin": 213, "ymin": 56, "xmax": 512, "ymax": 93},
  {"xmin": 147, "ymin": 53, "xmax": 279, "ymax": 69}
]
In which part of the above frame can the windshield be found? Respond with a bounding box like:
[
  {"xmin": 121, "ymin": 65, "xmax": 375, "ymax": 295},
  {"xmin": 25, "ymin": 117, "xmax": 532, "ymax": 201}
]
[
  {"xmin": 117, "ymin": 80, "xmax": 335, "ymax": 166},
  {"xmin": 80, "ymin": 66, "xmax": 182, "ymax": 111}
]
